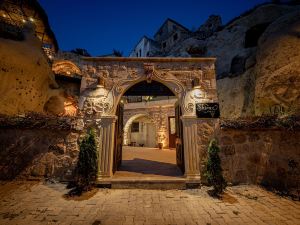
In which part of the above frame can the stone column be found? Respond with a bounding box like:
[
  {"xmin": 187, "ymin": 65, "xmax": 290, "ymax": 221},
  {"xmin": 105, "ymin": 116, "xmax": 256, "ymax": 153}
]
[
  {"xmin": 181, "ymin": 115, "xmax": 201, "ymax": 180},
  {"xmin": 97, "ymin": 116, "xmax": 117, "ymax": 180}
]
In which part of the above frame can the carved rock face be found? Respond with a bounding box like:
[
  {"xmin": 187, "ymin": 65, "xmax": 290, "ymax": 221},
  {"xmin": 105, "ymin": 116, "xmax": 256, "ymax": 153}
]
[{"xmin": 255, "ymin": 11, "xmax": 300, "ymax": 116}]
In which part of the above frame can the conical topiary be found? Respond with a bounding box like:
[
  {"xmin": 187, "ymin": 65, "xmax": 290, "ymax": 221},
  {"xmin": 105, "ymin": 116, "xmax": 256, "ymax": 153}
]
[
  {"xmin": 76, "ymin": 128, "xmax": 98, "ymax": 191},
  {"xmin": 206, "ymin": 139, "xmax": 227, "ymax": 196}
]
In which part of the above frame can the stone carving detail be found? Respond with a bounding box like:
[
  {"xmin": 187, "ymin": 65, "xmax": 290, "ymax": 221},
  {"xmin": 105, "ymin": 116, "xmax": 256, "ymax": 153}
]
[
  {"xmin": 144, "ymin": 63, "xmax": 155, "ymax": 83},
  {"xmin": 82, "ymin": 96, "xmax": 111, "ymax": 116},
  {"xmin": 52, "ymin": 60, "xmax": 81, "ymax": 76},
  {"xmin": 77, "ymin": 60, "xmax": 217, "ymax": 117}
]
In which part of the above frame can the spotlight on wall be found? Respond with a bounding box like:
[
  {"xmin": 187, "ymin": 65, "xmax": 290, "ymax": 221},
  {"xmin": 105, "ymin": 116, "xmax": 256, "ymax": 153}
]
[{"xmin": 2, "ymin": 14, "xmax": 7, "ymax": 18}]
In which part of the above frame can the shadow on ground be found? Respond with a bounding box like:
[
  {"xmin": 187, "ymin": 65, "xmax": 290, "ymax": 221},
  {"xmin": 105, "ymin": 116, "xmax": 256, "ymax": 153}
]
[{"xmin": 119, "ymin": 158, "xmax": 182, "ymax": 177}]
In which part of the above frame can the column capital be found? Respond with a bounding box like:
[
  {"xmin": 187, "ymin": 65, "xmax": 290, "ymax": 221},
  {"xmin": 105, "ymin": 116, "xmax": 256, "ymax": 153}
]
[
  {"xmin": 100, "ymin": 115, "xmax": 118, "ymax": 121},
  {"xmin": 181, "ymin": 115, "xmax": 197, "ymax": 121}
]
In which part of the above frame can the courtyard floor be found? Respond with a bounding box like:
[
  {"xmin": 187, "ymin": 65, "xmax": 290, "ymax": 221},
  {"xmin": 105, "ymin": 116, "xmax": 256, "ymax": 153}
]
[
  {"xmin": 113, "ymin": 146, "xmax": 182, "ymax": 180},
  {"xmin": 0, "ymin": 181, "xmax": 299, "ymax": 225}
]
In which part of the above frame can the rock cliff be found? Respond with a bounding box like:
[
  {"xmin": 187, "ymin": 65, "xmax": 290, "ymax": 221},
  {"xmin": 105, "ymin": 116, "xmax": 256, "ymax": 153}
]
[
  {"xmin": 0, "ymin": 23, "xmax": 66, "ymax": 115},
  {"xmin": 167, "ymin": 3, "xmax": 300, "ymax": 118}
]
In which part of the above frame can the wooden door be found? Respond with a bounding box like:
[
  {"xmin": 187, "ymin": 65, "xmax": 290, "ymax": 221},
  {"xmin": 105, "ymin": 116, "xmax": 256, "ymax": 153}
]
[
  {"xmin": 168, "ymin": 117, "xmax": 176, "ymax": 148},
  {"xmin": 175, "ymin": 103, "xmax": 185, "ymax": 173},
  {"xmin": 113, "ymin": 103, "xmax": 124, "ymax": 173}
]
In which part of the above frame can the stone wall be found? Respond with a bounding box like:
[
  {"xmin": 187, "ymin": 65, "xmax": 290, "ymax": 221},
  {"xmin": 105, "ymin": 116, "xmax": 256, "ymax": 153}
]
[
  {"xmin": 198, "ymin": 119, "xmax": 300, "ymax": 196},
  {"xmin": 0, "ymin": 116, "xmax": 81, "ymax": 180}
]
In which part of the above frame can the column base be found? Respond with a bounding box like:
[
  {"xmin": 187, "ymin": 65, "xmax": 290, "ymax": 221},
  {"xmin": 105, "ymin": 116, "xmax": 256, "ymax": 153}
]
[{"xmin": 185, "ymin": 173, "xmax": 201, "ymax": 181}]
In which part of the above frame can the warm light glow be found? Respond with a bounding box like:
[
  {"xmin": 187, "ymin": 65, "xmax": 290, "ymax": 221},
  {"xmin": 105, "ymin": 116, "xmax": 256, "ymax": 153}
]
[
  {"xmin": 2, "ymin": 14, "xmax": 6, "ymax": 18},
  {"xmin": 192, "ymin": 88, "xmax": 205, "ymax": 98},
  {"xmin": 22, "ymin": 19, "xmax": 26, "ymax": 23},
  {"xmin": 63, "ymin": 100, "xmax": 78, "ymax": 116},
  {"xmin": 157, "ymin": 129, "xmax": 168, "ymax": 148},
  {"xmin": 29, "ymin": 17, "xmax": 34, "ymax": 22}
]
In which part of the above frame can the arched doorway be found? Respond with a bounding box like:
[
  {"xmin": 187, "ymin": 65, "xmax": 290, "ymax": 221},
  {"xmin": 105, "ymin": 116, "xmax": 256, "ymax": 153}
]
[
  {"xmin": 78, "ymin": 57, "xmax": 218, "ymax": 185},
  {"xmin": 112, "ymin": 79, "xmax": 184, "ymax": 178}
]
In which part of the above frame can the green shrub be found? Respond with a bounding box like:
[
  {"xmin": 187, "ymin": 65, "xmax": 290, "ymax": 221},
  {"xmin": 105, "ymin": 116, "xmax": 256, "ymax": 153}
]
[
  {"xmin": 75, "ymin": 129, "xmax": 98, "ymax": 192},
  {"xmin": 205, "ymin": 139, "xmax": 227, "ymax": 196}
]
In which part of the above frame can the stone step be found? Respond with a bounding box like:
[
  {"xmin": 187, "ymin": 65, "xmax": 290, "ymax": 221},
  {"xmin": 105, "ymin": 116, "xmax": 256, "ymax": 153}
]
[{"xmin": 97, "ymin": 178, "xmax": 200, "ymax": 190}]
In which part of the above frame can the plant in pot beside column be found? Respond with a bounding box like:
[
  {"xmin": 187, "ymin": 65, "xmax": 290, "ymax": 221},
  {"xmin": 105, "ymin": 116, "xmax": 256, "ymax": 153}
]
[
  {"xmin": 67, "ymin": 128, "xmax": 98, "ymax": 196},
  {"xmin": 157, "ymin": 132, "xmax": 165, "ymax": 149}
]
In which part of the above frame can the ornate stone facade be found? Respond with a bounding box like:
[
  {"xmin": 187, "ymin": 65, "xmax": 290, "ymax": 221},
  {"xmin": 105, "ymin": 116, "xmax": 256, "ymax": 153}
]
[{"xmin": 52, "ymin": 57, "xmax": 218, "ymax": 182}]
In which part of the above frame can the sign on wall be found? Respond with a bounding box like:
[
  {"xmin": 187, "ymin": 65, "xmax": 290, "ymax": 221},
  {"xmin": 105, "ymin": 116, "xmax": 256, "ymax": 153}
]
[{"xmin": 196, "ymin": 103, "xmax": 220, "ymax": 118}]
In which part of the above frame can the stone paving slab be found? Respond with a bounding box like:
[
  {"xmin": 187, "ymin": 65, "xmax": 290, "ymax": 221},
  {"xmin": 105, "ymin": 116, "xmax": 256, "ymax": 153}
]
[
  {"xmin": 114, "ymin": 147, "xmax": 182, "ymax": 179},
  {"xmin": 0, "ymin": 181, "xmax": 299, "ymax": 225}
]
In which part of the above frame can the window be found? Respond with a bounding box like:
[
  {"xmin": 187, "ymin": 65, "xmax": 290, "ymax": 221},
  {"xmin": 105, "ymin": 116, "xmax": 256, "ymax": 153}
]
[
  {"xmin": 169, "ymin": 117, "xmax": 176, "ymax": 135},
  {"xmin": 131, "ymin": 122, "xmax": 139, "ymax": 132},
  {"xmin": 173, "ymin": 33, "xmax": 178, "ymax": 41},
  {"xmin": 127, "ymin": 96, "xmax": 142, "ymax": 103},
  {"xmin": 244, "ymin": 23, "xmax": 270, "ymax": 48},
  {"xmin": 139, "ymin": 49, "xmax": 142, "ymax": 57},
  {"xmin": 162, "ymin": 42, "xmax": 166, "ymax": 49}
]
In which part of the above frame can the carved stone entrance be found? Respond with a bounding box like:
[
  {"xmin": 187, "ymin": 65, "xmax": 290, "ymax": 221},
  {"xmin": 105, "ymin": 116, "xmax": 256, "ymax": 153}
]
[{"xmin": 73, "ymin": 57, "xmax": 217, "ymax": 184}]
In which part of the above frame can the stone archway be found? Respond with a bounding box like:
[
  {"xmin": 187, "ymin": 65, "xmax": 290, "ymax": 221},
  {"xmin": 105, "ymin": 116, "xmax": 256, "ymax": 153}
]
[
  {"xmin": 77, "ymin": 57, "xmax": 218, "ymax": 183},
  {"xmin": 123, "ymin": 113, "xmax": 149, "ymax": 146}
]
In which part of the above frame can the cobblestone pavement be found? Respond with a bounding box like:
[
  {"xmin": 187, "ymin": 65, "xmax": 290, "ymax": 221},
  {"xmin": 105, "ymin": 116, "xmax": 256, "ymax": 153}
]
[{"xmin": 0, "ymin": 182, "xmax": 299, "ymax": 225}]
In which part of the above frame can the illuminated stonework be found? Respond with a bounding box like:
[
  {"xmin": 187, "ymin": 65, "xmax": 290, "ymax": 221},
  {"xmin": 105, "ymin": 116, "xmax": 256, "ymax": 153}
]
[
  {"xmin": 52, "ymin": 60, "xmax": 81, "ymax": 77},
  {"xmin": 123, "ymin": 103, "xmax": 175, "ymax": 148},
  {"xmin": 53, "ymin": 57, "xmax": 218, "ymax": 181}
]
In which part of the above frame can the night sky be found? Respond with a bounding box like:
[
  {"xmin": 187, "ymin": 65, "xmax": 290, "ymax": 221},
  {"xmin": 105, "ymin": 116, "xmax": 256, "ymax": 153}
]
[{"xmin": 39, "ymin": 0, "xmax": 269, "ymax": 56}]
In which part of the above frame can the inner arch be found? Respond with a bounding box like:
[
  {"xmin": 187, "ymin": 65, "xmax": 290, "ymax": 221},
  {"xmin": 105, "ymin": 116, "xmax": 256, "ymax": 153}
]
[{"xmin": 123, "ymin": 113, "xmax": 150, "ymax": 145}]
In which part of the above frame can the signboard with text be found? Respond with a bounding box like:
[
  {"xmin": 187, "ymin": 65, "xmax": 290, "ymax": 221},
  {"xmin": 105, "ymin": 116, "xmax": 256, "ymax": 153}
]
[{"xmin": 196, "ymin": 103, "xmax": 220, "ymax": 118}]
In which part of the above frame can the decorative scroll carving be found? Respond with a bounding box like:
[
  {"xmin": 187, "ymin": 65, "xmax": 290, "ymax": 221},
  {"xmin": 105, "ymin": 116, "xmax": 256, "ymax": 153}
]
[
  {"xmin": 52, "ymin": 60, "xmax": 81, "ymax": 76},
  {"xmin": 144, "ymin": 63, "xmax": 155, "ymax": 83}
]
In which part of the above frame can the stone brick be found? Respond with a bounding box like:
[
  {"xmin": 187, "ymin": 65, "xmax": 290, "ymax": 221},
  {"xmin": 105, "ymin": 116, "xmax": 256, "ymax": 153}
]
[
  {"xmin": 233, "ymin": 170, "xmax": 248, "ymax": 184},
  {"xmin": 49, "ymin": 143, "xmax": 66, "ymax": 155},
  {"xmin": 222, "ymin": 145, "xmax": 236, "ymax": 156},
  {"xmin": 248, "ymin": 133, "xmax": 260, "ymax": 142},
  {"xmin": 220, "ymin": 136, "xmax": 233, "ymax": 145},
  {"xmin": 233, "ymin": 134, "xmax": 247, "ymax": 144}
]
